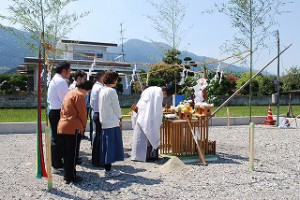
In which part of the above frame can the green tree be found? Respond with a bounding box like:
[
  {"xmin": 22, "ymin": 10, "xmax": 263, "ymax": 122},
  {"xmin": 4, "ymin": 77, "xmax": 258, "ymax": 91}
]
[
  {"xmin": 281, "ymin": 66, "xmax": 300, "ymax": 92},
  {"xmin": 0, "ymin": 74, "xmax": 28, "ymax": 94},
  {"xmin": 214, "ymin": 0, "xmax": 290, "ymax": 120},
  {"xmin": 0, "ymin": 74, "xmax": 10, "ymax": 83},
  {"xmin": 236, "ymin": 72, "xmax": 259, "ymax": 96},
  {"xmin": 256, "ymin": 75, "xmax": 276, "ymax": 95},
  {"xmin": 163, "ymin": 49, "xmax": 182, "ymax": 65},
  {"xmin": 148, "ymin": 62, "xmax": 181, "ymax": 89}
]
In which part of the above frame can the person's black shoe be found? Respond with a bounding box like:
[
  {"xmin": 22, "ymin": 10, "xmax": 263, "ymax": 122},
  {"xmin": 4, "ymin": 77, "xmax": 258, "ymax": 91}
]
[
  {"xmin": 64, "ymin": 176, "xmax": 83, "ymax": 184},
  {"xmin": 76, "ymin": 157, "xmax": 83, "ymax": 165},
  {"xmin": 92, "ymin": 162, "xmax": 105, "ymax": 168},
  {"xmin": 82, "ymin": 135, "xmax": 89, "ymax": 140}
]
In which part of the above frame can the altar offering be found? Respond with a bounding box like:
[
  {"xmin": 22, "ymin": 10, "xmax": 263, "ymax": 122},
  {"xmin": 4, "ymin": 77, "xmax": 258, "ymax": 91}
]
[{"xmin": 195, "ymin": 103, "xmax": 213, "ymax": 116}]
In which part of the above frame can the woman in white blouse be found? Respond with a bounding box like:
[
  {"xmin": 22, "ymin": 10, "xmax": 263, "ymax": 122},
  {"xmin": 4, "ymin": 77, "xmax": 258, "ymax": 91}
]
[{"xmin": 98, "ymin": 70, "xmax": 124, "ymax": 177}]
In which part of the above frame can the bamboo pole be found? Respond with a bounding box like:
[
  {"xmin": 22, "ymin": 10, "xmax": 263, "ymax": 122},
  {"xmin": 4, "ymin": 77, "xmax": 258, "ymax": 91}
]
[
  {"xmin": 186, "ymin": 118, "xmax": 207, "ymax": 166},
  {"xmin": 211, "ymin": 44, "xmax": 292, "ymax": 117}
]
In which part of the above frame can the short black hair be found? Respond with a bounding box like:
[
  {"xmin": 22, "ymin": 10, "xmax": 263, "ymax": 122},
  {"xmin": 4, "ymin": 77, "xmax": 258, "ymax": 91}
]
[
  {"xmin": 103, "ymin": 70, "xmax": 119, "ymax": 84},
  {"xmin": 162, "ymin": 85, "xmax": 174, "ymax": 96},
  {"xmin": 95, "ymin": 70, "xmax": 106, "ymax": 81},
  {"xmin": 54, "ymin": 61, "xmax": 71, "ymax": 74},
  {"xmin": 74, "ymin": 70, "xmax": 87, "ymax": 80},
  {"xmin": 76, "ymin": 80, "xmax": 93, "ymax": 91}
]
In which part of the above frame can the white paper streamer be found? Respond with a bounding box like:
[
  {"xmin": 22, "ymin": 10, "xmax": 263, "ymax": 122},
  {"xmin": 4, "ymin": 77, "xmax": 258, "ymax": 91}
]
[
  {"xmin": 146, "ymin": 71, "xmax": 150, "ymax": 86},
  {"xmin": 128, "ymin": 63, "xmax": 137, "ymax": 86},
  {"xmin": 178, "ymin": 69, "xmax": 186, "ymax": 85},
  {"xmin": 136, "ymin": 73, "xmax": 143, "ymax": 90},
  {"xmin": 219, "ymin": 71, "xmax": 223, "ymax": 84},
  {"xmin": 125, "ymin": 75, "xmax": 129, "ymax": 89},
  {"xmin": 47, "ymin": 71, "xmax": 51, "ymax": 86},
  {"xmin": 88, "ymin": 58, "xmax": 96, "ymax": 80}
]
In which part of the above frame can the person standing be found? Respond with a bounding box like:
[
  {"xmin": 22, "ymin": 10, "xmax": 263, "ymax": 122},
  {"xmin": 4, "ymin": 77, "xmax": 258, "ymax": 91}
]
[
  {"xmin": 86, "ymin": 91, "xmax": 93, "ymax": 142},
  {"xmin": 98, "ymin": 70, "xmax": 124, "ymax": 177},
  {"xmin": 47, "ymin": 62, "xmax": 71, "ymax": 170},
  {"xmin": 69, "ymin": 70, "xmax": 91, "ymax": 140},
  {"xmin": 131, "ymin": 86, "xmax": 169, "ymax": 162},
  {"xmin": 68, "ymin": 70, "xmax": 87, "ymax": 90},
  {"xmin": 58, "ymin": 80, "xmax": 93, "ymax": 184},
  {"xmin": 68, "ymin": 70, "xmax": 87, "ymax": 165},
  {"xmin": 89, "ymin": 71, "xmax": 105, "ymax": 167}
]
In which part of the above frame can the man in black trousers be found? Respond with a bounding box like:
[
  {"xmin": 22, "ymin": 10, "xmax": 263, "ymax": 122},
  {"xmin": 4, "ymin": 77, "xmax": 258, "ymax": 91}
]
[
  {"xmin": 47, "ymin": 62, "xmax": 72, "ymax": 171},
  {"xmin": 89, "ymin": 71, "xmax": 106, "ymax": 166}
]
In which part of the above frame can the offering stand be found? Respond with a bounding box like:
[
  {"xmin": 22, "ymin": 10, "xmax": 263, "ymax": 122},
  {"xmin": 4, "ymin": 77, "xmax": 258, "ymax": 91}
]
[{"xmin": 160, "ymin": 113, "xmax": 214, "ymax": 157}]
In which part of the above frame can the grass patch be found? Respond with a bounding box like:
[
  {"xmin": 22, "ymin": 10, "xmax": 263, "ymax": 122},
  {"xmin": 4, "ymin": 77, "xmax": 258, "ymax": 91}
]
[
  {"xmin": 212, "ymin": 105, "xmax": 300, "ymax": 117},
  {"xmin": 0, "ymin": 105, "xmax": 299, "ymax": 122},
  {"xmin": 0, "ymin": 107, "xmax": 133, "ymax": 122}
]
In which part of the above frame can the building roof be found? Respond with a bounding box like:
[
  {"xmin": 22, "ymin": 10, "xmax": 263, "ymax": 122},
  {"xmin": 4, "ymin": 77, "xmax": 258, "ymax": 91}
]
[
  {"xmin": 20, "ymin": 57, "xmax": 134, "ymax": 73},
  {"xmin": 61, "ymin": 39, "xmax": 117, "ymax": 47}
]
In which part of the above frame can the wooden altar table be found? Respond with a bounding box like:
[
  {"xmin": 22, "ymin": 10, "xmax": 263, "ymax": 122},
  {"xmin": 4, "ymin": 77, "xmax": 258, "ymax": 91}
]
[{"xmin": 160, "ymin": 116, "xmax": 211, "ymax": 156}]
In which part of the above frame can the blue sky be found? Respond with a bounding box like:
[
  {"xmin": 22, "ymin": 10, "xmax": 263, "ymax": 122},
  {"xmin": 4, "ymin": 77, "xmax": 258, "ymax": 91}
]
[{"xmin": 1, "ymin": 0, "xmax": 299, "ymax": 74}]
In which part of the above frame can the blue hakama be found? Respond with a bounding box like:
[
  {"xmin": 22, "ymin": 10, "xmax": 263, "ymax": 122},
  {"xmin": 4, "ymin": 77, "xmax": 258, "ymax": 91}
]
[{"xmin": 100, "ymin": 127, "xmax": 124, "ymax": 164}]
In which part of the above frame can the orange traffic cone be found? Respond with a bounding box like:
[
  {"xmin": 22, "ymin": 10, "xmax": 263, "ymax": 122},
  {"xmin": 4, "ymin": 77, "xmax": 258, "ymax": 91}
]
[{"xmin": 264, "ymin": 105, "xmax": 276, "ymax": 125}]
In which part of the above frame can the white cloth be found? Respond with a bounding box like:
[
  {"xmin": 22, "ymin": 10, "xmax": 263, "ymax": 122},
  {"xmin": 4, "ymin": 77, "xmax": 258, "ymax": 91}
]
[
  {"xmin": 90, "ymin": 82, "xmax": 104, "ymax": 112},
  {"xmin": 98, "ymin": 86, "xmax": 122, "ymax": 129},
  {"xmin": 132, "ymin": 86, "xmax": 163, "ymax": 151},
  {"xmin": 47, "ymin": 73, "xmax": 69, "ymax": 109},
  {"xmin": 68, "ymin": 80, "xmax": 77, "ymax": 90},
  {"xmin": 131, "ymin": 123, "xmax": 149, "ymax": 162}
]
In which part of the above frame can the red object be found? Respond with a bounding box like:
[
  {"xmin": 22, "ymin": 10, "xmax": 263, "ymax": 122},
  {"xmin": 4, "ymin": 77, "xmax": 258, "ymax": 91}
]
[{"xmin": 264, "ymin": 105, "xmax": 276, "ymax": 125}]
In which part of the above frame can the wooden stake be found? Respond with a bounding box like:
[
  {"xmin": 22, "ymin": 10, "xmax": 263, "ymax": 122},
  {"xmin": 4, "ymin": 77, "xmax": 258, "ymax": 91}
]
[
  {"xmin": 226, "ymin": 107, "xmax": 230, "ymax": 129},
  {"xmin": 249, "ymin": 122, "xmax": 255, "ymax": 171}
]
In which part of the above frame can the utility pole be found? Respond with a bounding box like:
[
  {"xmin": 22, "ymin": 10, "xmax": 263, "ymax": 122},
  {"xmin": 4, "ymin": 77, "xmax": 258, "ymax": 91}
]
[
  {"xmin": 120, "ymin": 23, "xmax": 126, "ymax": 62},
  {"xmin": 276, "ymin": 30, "xmax": 280, "ymax": 126}
]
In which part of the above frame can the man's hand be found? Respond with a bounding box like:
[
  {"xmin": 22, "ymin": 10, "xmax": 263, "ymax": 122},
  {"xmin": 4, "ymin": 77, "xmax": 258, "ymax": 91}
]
[{"xmin": 131, "ymin": 104, "xmax": 138, "ymax": 113}]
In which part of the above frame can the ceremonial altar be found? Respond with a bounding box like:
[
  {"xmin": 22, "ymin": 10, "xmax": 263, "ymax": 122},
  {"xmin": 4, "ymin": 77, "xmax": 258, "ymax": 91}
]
[{"xmin": 160, "ymin": 114, "xmax": 215, "ymax": 157}]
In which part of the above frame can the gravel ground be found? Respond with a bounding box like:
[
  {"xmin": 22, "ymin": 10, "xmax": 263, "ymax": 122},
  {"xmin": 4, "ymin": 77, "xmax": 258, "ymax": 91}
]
[{"xmin": 0, "ymin": 125, "xmax": 300, "ymax": 200}]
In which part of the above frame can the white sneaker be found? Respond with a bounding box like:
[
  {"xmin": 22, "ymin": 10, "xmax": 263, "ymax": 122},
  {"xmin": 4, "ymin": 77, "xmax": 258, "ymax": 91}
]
[{"xmin": 104, "ymin": 169, "xmax": 122, "ymax": 177}]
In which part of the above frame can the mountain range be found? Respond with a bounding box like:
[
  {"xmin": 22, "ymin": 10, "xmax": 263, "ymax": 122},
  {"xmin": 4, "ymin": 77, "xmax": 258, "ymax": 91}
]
[{"xmin": 0, "ymin": 26, "xmax": 248, "ymax": 74}]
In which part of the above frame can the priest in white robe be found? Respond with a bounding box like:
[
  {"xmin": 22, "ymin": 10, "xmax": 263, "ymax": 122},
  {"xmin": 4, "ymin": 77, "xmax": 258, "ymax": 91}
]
[{"xmin": 131, "ymin": 86, "xmax": 168, "ymax": 162}]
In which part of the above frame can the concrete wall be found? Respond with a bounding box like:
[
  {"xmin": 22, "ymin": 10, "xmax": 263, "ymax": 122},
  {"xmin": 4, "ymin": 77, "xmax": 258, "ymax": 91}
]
[
  {"xmin": 219, "ymin": 95, "xmax": 300, "ymax": 106},
  {"xmin": 0, "ymin": 95, "xmax": 39, "ymax": 108},
  {"xmin": 2, "ymin": 116, "xmax": 298, "ymax": 134}
]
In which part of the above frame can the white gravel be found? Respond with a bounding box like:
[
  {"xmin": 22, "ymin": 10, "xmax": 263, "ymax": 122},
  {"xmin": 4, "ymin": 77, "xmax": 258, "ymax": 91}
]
[{"xmin": 0, "ymin": 125, "xmax": 300, "ymax": 199}]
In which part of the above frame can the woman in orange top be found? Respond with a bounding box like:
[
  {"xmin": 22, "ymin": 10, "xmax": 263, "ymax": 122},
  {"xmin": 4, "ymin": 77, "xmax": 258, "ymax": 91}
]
[{"xmin": 57, "ymin": 80, "xmax": 93, "ymax": 184}]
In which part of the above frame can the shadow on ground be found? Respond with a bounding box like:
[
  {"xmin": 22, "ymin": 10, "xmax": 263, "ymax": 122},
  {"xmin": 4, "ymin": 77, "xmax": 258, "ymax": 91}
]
[{"xmin": 74, "ymin": 164, "xmax": 162, "ymax": 192}]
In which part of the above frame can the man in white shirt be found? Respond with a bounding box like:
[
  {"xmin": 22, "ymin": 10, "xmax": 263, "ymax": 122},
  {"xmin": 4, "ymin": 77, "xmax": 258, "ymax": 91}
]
[
  {"xmin": 47, "ymin": 62, "xmax": 71, "ymax": 169},
  {"xmin": 89, "ymin": 70, "xmax": 105, "ymax": 167}
]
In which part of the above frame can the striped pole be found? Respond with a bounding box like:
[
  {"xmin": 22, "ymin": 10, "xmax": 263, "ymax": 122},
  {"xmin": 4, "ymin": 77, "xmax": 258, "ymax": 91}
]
[{"xmin": 36, "ymin": 48, "xmax": 47, "ymax": 178}]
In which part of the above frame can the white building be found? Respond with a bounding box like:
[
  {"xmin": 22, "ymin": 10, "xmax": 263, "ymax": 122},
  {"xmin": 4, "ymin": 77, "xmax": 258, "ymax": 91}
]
[{"xmin": 18, "ymin": 39, "xmax": 133, "ymax": 94}]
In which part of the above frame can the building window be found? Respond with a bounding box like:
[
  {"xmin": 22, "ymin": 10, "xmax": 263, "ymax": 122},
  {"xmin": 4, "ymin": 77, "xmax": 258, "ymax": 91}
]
[{"xmin": 96, "ymin": 53, "xmax": 103, "ymax": 59}]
